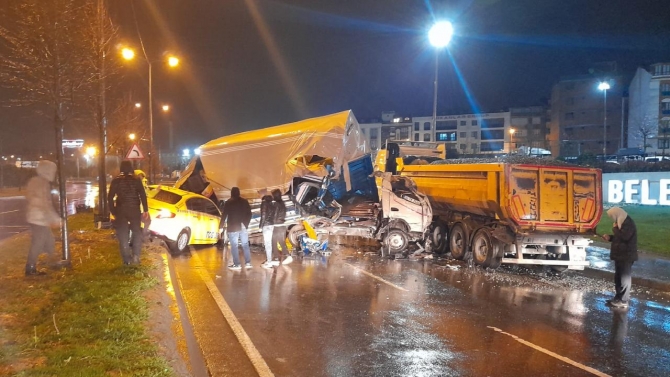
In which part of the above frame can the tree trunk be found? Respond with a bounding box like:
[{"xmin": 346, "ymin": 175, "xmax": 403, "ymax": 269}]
[{"xmin": 54, "ymin": 110, "xmax": 70, "ymax": 262}]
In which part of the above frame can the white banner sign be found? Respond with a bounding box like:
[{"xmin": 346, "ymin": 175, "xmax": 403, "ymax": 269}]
[{"xmin": 604, "ymin": 172, "xmax": 670, "ymax": 206}]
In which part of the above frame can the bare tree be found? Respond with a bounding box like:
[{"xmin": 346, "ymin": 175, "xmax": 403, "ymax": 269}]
[
  {"xmin": 107, "ymin": 94, "xmax": 146, "ymax": 156},
  {"xmin": 636, "ymin": 115, "xmax": 657, "ymax": 155}
]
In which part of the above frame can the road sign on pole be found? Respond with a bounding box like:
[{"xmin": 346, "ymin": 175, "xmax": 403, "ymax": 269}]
[{"xmin": 125, "ymin": 143, "xmax": 145, "ymax": 160}]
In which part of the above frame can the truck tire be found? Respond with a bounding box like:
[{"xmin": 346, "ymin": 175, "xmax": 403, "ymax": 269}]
[
  {"xmin": 384, "ymin": 228, "xmax": 409, "ymax": 254},
  {"xmin": 449, "ymin": 223, "xmax": 467, "ymax": 260},
  {"xmin": 471, "ymin": 228, "xmax": 502, "ymax": 269},
  {"xmin": 430, "ymin": 222, "xmax": 448, "ymax": 254}
]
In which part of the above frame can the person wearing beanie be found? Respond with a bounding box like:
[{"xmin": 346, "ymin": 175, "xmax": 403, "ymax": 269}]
[
  {"xmin": 24, "ymin": 160, "xmax": 61, "ymax": 276},
  {"xmin": 221, "ymin": 186, "xmax": 252, "ymax": 270},
  {"xmin": 107, "ymin": 160, "xmax": 148, "ymax": 265}
]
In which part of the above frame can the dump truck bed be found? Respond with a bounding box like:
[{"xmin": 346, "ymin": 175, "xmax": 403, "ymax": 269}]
[{"xmin": 398, "ymin": 163, "xmax": 602, "ymax": 233}]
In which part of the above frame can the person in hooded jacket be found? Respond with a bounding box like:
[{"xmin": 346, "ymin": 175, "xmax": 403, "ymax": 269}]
[
  {"xmin": 25, "ymin": 160, "xmax": 61, "ymax": 276},
  {"xmin": 270, "ymin": 189, "xmax": 292, "ymax": 266},
  {"xmin": 601, "ymin": 207, "xmax": 638, "ymax": 309},
  {"xmin": 108, "ymin": 160, "xmax": 148, "ymax": 265},
  {"xmin": 222, "ymin": 187, "xmax": 252, "ymax": 270},
  {"xmin": 258, "ymin": 191, "xmax": 274, "ymax": 269}
]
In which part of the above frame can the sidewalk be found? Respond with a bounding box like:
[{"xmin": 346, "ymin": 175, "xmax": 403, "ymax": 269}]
[
  {"xmin": 0, "ymin": 187, "xmax": 25, "ymax": 198},
  {"xmin": 586, "ymin": 243, "xmax": 670, "ymax": 292}
]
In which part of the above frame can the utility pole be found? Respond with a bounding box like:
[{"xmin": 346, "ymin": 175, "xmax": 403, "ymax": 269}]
[{"xmin": 96, "ymin": 0, "xmax": 109, "ymax": 224}]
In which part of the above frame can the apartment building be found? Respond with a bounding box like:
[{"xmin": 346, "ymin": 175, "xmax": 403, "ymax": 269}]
[{"xmin": 628, "ymin": 63, "xmax": 670, "ymax": 155}]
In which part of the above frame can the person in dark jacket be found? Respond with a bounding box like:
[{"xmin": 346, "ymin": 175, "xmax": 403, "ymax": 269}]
[
  {"xmin": 108, "ymin": 161, "xmax": 148, "ymax": 265},
  {"xmin": 270, "ymin": 189, "xmax": 292, "ymax": 266},
  {"xmin": 258, "ymin": 191, "xmax": 274, "ymax": 269},
  {"xmin": 222, "ymin": 187, "xmax": 252, "ymax": 270},
  {"xmin": 601, "ymin": 207, "xmax": 638, "ymax": 308}
]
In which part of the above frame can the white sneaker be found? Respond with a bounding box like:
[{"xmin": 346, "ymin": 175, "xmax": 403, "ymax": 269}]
[
  {"xmin": 227, "ymin": 264, "xmax": 242, "ymax": 271},
  {"xmin": 245, "ymin": 263, "xmax": 253, "ymax": 269},
  {"xmin": 270, "ymin": 258, "xmax": 281, "ymax": 266},
  {"xmin": 282, "ymin": 256, "xmax": 293, "ymax": 265},
  {"xmin": 261, "ymin": 261, "xmax": 274, "ymax": 269}
]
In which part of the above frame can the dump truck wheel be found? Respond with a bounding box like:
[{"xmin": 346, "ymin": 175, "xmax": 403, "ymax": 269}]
[
  {"xmin": 430, "ymin": 223, "xmax": 448, "ymax": 254},
  {"xmin": 472, "ymin": 228, "xmax": 501, "ymax": 268},
  {"xmin": 547, "ymin": 253, "xmax": 569, "ymax": 273},
  {"xmin": 449, "ymin": 223, "xmax": 467, "ymax": 260},
  {"xmin": 384, "ymin": 228, "xmax": 409, "ymax": 254}
]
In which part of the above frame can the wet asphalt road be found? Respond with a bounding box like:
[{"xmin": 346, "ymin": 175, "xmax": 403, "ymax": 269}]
[{"xmin": 168, "ymin": 241, "xmax": 670, "ymax": 377}]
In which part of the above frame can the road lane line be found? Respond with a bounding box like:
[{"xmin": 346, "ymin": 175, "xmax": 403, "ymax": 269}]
[
  {"xmin": 344, "ymin": 263, "xmax": 409, "ymax": 292},
  {"xmin": 0, "ymin": 210, "xmax": 20, "ymax": 215},
  {"xmin": 487, "ymin": 326, "xmax": 611, "ymax": 377},
  {"xmin": 192, "ymin": 253, "xmax": 274, "ymax": 377}
]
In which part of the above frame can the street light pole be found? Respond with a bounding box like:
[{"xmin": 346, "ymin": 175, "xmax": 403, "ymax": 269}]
[
  {"xmin": 428, "ymin": 21, "xmax": 454, "ymax": 141},
  {"xmin": 432, "ymin": 50, "xmax": 439, "ymax": 138},
  {"xmin": 148, "ymin": 62, "xmax": 154, "ymax": 184},
  {"xmin": 598, "ymin": 81, "xmax": 611, "ymax": 157}
]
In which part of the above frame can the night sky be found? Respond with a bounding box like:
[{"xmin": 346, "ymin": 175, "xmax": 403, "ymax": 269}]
[{"xmin": 1, "ymin": 0, "xmax": 669, "ymax": 155}]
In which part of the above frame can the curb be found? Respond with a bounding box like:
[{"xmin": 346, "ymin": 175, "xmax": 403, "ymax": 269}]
[{"xmin": 584, "ymin": 267, "xmax": 670, "ymax": 293}]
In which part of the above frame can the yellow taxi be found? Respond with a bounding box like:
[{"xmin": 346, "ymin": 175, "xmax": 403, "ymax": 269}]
[{"xmin": 145, "ymin": 185, "xmax": 222, "ymax": 253}]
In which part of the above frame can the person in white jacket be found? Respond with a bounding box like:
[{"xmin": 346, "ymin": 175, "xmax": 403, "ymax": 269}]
[{"xmin": 25, "ymin": 160, "xmax": 61, "ymax": 276}]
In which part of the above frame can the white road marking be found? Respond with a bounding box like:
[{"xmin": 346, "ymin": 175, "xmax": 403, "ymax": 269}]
[
  {"xmin": 487, "ymin": 326, "xmax": 611, "ymax": 377},
  {"xmin": 344, "ymin": 263, "xmax": 409, "ymax": 292},
  {"xmin": 0, "ymin": 225, "xmax": 29, "ymax": 228},
  {"xmin": 0, "ymin": 210, "xmax": 19, "ymax": 215},
  {"xmin": 192, "ymin": 253, "xmax": 274, "ymax": 377}
]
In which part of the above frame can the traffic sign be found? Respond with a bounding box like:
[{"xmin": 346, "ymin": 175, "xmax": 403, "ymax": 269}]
[{"xmin": 125, "ymin": 143, "xmax": 145, "ymax": 160}]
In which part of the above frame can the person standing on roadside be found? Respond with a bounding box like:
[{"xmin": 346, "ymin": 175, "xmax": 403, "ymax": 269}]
[
  {"xmin": 270, "ymin": 189, "xmax": 292, "ymax": 266},
  {"xmin": 601, "ymin": 207, "xmax": 638, "ymax": 309},
  {"xmin": 259, "ymin": 191, "xmax": 274, "ymax": 269},
  {"xmin": 108, "ymin": 160, "xmax": 148, "ymax": 265},
  {"xmin": 25, "ymin": 160, "xmax": 61, "ymax": 276},
  {"xmin": 222, "ymin": 187, "xmax": 252, "ymax": 270}
]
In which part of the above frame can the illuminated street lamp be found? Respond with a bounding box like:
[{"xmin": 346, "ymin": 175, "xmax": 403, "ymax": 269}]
[
  {"xmin": 128, "ymin": 133, "xmax": 136, "ymax": 141},
  {"xmin": 598, "ymin": 81, "xmax": 611, "ymax": 157},
  {"xmin": 135, "ymin": 102, "xmax": 142, "ymax": 108},
  {"xmin": 121, "ymin": 46, "xmax": 180, "ymax": 183},
  {"xmin": 162, "ymin": 104, "xmax": 170, "ymax": 112},
  {"xmin": 428, "ymin": 21, "xmax": 454, "ymax": 138},
  {"xmin": 509, "ymin": 128, "xmax": 516, "ymax": 152},
  {"xmin": 85, "ymin": 146, "xmax": 97, "ymax": 157}
]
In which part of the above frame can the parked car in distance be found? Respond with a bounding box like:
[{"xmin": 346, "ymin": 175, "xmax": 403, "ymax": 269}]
[
  {"xmin": 145, "ymin": 185, "xmax": 222, "ymax": 253},
  {"xmin": 644, "ymin": 156, "xmax": 670, "ymax": 162}
]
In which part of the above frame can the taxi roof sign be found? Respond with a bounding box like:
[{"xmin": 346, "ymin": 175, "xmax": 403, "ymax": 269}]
[{"xmin": 125, "ymin": 143, "xmax": 145, "ymax": 160}]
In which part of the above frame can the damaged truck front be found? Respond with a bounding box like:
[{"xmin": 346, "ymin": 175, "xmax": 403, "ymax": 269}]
[{"xmin": 174, "ymin": 110, "xmax": 431, "ymax": 253}]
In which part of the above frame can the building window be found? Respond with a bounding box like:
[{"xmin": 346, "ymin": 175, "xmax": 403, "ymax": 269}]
[
  {"xmin": 361, "ymin": 128, "xmax": 366, "ymax": 135},
  {"xmin": 423, "ymin": 133, "xmax": 431, "ymax": 142},
  {"xmin": 472, "ymin": 120, "xmax": 478, "ymax": 126},
  {"xmin": 471, "ymin": 144, "xmax": 478, "ymax": 151},
  {"xmin": 659, "ymin": 139, "xmax": 670, "ymax": 149},
  {"xmin": 397, "ymin": 127, "xmax": 409, "ymax": 140},
  {"xmin": 662, "ymin": 83, "xmax": 670, "ymax": 96},
  {"xmin": 565, "ymin": 112, "xmax": 575, "ymax": 120},
  {"xmin": 414, "ymin": 122, "xmax": 420, "ymax": 131},
  {"xmin": 480, "ymin": 118, "xmax": 505, "ymax": 129},
  {"xmin": 481, "ymin": 130, "xmax": 505, "ymax": 140},
  {"xmin": 662, "ymin": 102, "xmax": 670, "ymax": 112},
  {"xmin": 436, "ymin": 132, "xmax": 457, "ymax": 141},
  {"xmin": 471, "ymin": 131, "xmax": 478, "ymax": 139},
  {"xmin": 459, "ymin": 143, "xmax": 466, "ymax": 150},
  {"xmin": 414, "ymin": 133, "xmax": 420, "ymax": 141},
  {"xmin": 460, "ymin": 132, "xmax": 467, "ymax": 138},
  {"xmin": 460, "ymin": 121, "xmax": 467, "ymax": 126},
  {"xmin": 480, "ymin": 141, "xmax": 504, "ymax": 152},
  {"xmin": 423, "ymin": 122, "xmax": 431, "ymax": 131},
  {"xmin": 436, "ymin": 120, "xmax": 457, "ymax": 130}
]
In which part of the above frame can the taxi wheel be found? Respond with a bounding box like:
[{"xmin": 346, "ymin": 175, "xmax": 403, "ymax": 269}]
[{"xmin": 169, "ymin": 229, "xmax": 191, "ymax": 254}]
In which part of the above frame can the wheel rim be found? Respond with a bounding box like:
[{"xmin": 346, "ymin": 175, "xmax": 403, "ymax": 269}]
[
  {"xmin": 177, "ymin": 232, "xmax": 188, "ymax": 250},
  {"xmin": 473, "ymin": 232, "xmax": 491, "ymax": 263},
  {"xmin": 450, "ymin": 227, "xmax": 465, "ymax": 256},
  {"xmin": 432, "ymin": 226, "xmax": 445, "ymax": 250},
  {"xmin": 387, "ymin": 232, "xmax": 406, "ymax": 251}
]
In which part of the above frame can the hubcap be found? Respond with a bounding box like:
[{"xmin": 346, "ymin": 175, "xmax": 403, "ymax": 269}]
[
  {"xmin": 452, "ymin": 231, "xmax": 463, "ymax": 252},
  {"xmin": 389, "ymin": 234, "xmax": 404, "ymax": 249},
  {"xmin": 178, "ymin": 233, "xmax": 188, "ymax": 249},
  {"xmin": 473, "ymin": 234, "xmax": 489, "ymax": 261}
]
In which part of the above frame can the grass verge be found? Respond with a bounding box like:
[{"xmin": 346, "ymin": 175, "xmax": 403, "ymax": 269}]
[
  {"xmin": 596, "ymin": 205, "xmax": 670, "ymax": 257},
  {"xmin": 0, "ymin": 214, "xmax": 175, "ymax": 376}
]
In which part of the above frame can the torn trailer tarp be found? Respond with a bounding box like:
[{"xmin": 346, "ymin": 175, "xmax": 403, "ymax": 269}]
[{"xmin": 175, "ymin": 110, "xmax": 368, "ymax": 200}]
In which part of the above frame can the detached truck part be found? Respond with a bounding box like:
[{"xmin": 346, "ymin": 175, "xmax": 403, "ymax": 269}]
[{"xmin": 377, "ymin": 145, "xmax": 602, "ymax": 270}]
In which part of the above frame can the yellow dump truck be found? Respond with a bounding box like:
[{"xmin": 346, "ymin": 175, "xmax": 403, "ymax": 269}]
[{"xmin": 376, "ymin": 143, "xmax": 602, "ymax": 270}]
